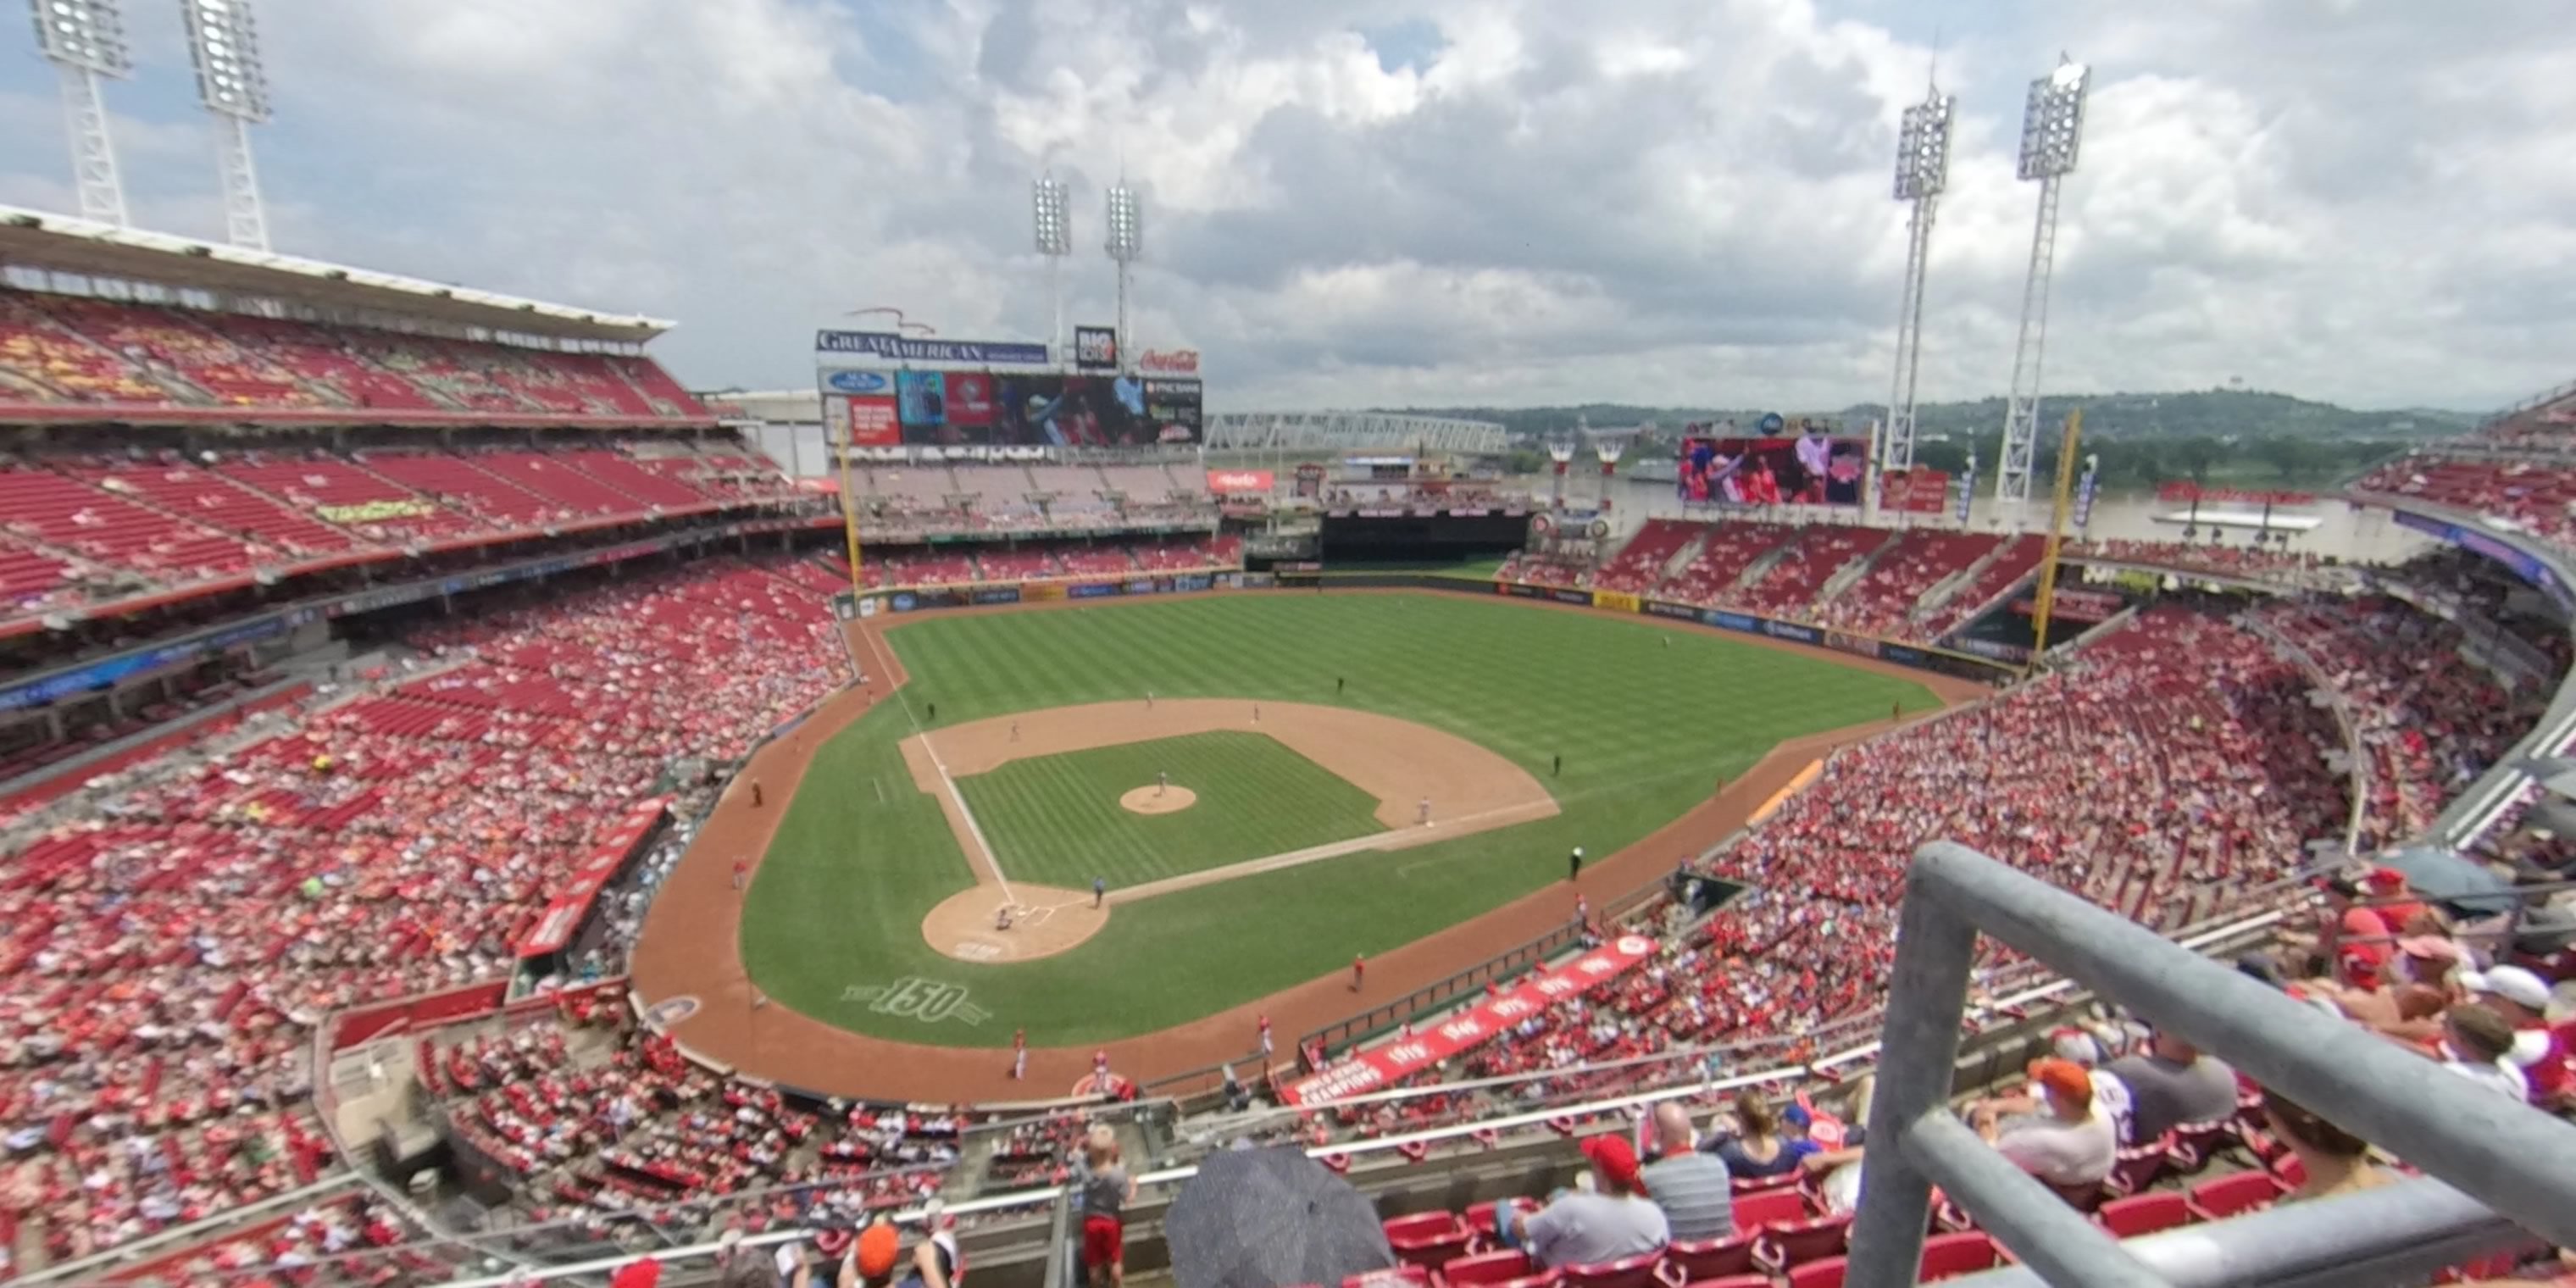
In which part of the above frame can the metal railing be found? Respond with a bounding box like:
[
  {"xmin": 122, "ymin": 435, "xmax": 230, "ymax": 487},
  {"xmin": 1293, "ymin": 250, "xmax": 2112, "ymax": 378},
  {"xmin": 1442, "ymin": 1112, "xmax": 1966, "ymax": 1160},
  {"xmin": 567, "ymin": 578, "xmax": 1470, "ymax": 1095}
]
[{"xmin": 1848, "ymin": 841, "xmax": 2576, "ymax": 1288}]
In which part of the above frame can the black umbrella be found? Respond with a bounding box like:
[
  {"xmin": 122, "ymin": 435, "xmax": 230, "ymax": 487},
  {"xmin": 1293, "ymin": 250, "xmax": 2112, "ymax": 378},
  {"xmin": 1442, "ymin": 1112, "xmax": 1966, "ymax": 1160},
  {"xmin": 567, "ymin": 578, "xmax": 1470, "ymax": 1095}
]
[{"xmin": 1165, "ymin": 1147, "xmax": 1395, "ymax": 1288}]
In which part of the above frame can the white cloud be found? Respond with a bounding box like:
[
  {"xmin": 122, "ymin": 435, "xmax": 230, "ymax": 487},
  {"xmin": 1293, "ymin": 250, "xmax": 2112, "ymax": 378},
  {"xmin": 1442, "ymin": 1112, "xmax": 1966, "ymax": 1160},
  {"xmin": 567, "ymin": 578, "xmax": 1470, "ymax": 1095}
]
[{"xmin": 0, "ymin": 0, "xmax": 2566, "ymax": 414}]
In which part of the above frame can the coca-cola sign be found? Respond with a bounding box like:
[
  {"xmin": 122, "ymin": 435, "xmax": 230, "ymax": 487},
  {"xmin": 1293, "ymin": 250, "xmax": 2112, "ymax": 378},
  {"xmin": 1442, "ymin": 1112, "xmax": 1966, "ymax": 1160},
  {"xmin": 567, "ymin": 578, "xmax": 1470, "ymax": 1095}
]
[{"xmin": 1139, "ymin": 348, "xmax": 1201, "ymax": 374}]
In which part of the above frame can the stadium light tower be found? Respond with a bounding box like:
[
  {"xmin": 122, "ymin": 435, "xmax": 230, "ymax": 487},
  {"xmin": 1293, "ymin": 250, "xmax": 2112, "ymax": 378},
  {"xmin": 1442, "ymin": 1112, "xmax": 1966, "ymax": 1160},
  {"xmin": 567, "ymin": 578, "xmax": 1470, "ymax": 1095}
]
[
  {"xmin": 181, "ymin": 0, "xmax": 274, "ymax": 251},
  {"xmin": 1105, "ymin": 180, "xmax": 1141, "ymax": 373},
  {"xmin": 1993, "ymin": 57, "xmax": 2090, "ymax": 524},
  {"xmin": 1879, "ymin": 82, "xmax": 1954, "ymax": 505},
  {"xmin": 28, "ymin": 0, "xmax": 134, "ymax": 226},
  {"xmin": 1032, "ymin": 172, "xmax": 1072, "ymax": 364}
]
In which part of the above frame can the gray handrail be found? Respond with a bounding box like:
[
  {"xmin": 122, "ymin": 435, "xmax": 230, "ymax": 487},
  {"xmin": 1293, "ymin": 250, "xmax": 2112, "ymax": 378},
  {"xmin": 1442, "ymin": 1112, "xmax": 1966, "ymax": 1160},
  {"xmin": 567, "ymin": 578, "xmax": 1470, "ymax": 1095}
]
[{"xmin": 1846, "ymin": 841, "xmax": 2576, "ymax": 1288}]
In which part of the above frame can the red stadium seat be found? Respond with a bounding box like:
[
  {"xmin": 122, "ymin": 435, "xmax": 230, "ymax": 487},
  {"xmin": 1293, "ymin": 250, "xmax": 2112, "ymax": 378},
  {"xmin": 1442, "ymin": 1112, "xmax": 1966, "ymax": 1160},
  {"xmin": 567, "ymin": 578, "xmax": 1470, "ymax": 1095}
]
[
  {"xmin": 2166, "ymin": 1119, "xmax": 2232, "ymax": 1174},
  {"xmin": 1391, "ymin": 1226, "xmax": 1476, "ymax": 1270},
  {"xmin": 1441, "ymin": 1249, "xmax": 1538, "ymax": 1288},
  {"xmin": 1730, "ymin": 1187, "xmax": 1808, "ymax": 1232},
  {"xmin": 1561, "ymin": 1255, "xmax": 1662, "ymax": 1288},
  {"xmin": 1657, "ymin": 1233, "xmax": 1758, "ymax": 1286},
  {"xmin": 1752, "ymin": 1214, "xmax": 1852, "ymax": 1274},
  {"xmin": 1679, "ymin": 1278, "xmax": 1771, "ymax": 1288},
  {"xmin": 1346, "ymin": 1269, "xmax": 1433, "ymax": 1288},
  {"xmin": 1387, "ymin": 1213, "xmax": 1463, "ymax": 1242},
  {"xmin": 2096, "ymin": 1192, "xmax": 2192, "ymax": 1240},
  {"xmin": 2185, "ymin": 1171, "xmax": 2285, "ymax": 1222},
  {"xmin": 1918, "ymin": 1231, "xmax": 2001, "ymax": 1281},
  {"xmin": 1785, "ymin": 1256, "xmax": 1847, "ymax": 1288}
]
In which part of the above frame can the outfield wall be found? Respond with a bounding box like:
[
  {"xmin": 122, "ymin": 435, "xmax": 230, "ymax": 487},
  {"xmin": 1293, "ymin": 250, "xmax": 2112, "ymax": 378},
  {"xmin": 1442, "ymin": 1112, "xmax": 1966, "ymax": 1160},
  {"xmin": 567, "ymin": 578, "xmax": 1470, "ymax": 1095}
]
[{"xmin": 849, "ymin": 572, "xmax": 2022, "ymax": 686}]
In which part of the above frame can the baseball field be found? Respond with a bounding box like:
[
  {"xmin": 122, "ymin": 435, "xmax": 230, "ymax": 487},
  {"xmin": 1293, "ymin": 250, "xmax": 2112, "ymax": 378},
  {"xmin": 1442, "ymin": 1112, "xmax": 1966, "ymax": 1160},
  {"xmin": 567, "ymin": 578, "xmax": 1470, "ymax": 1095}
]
[{"xmin": 698, "ymin": 591, "xmax": 1941, "ymax": 1057}]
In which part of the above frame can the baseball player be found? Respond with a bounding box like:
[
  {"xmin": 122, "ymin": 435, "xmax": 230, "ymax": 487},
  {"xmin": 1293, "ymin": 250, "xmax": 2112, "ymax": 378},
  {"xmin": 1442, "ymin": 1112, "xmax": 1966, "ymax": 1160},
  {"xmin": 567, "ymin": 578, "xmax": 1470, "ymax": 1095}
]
[
  {"xmin": 1417, "ymin": 797, "xmax": 1432, "ymax": 827},
  {"xmin": 1568, "ymin": 846, "xmax": 1585, "ymax": 881},
  {"xmin": 732, "ymin": 858, "xmax": 748, "ymax": 891},
  {"xmin": 1093, "ymin": 876, "xmax": 1107, "ymax": 908},
  {"xmin": 1093, "ymin": 1047, "xmax": 1111, "ymax": 1091},
  {"xmin": 1012, "ymin": 1028, "xmax": 1028, "ymax": 1080},
  {"xmin": 1258, "ymin": 1014, "xmax": 1273, "ymax": 1060},
  {"xmin": 1351, "ymin": 954, "xmax": 1366, "ymax": 992},
  {"xmin": 1157, "ymin": 770, "xmax": 1169, "ymax": 797}
]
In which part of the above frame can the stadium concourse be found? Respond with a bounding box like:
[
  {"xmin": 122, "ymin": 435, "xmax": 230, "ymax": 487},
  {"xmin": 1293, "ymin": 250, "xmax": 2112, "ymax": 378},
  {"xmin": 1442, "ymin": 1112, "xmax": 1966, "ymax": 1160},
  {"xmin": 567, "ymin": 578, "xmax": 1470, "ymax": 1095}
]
[{"xmin": 0, "ymin": 249, "xmax": 2567, "ymax": 1287}]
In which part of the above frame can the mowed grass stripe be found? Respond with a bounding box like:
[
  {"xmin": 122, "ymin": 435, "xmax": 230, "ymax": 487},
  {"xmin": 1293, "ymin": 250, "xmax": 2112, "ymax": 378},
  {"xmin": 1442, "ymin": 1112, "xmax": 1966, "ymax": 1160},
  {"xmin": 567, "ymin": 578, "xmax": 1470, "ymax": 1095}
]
[
  {"xmin": 747, "ymin": 592, "xmax": 1939, "ymax": 1046},
  {"xmin": 957, "ymin": 731, "xmax": 1385, "ymax": 889}
]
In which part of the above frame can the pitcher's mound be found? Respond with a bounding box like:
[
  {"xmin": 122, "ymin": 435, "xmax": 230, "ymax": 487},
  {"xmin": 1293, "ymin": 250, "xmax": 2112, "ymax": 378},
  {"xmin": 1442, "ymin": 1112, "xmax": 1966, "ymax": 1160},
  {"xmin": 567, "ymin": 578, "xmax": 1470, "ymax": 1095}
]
[
  {"xmin": 1119, "ymin": 786, "xmax": 1198, "ymax": 815},
  {"xmin": 921, "ymin": 885, "xmax": 1107, "ymax": 964}
]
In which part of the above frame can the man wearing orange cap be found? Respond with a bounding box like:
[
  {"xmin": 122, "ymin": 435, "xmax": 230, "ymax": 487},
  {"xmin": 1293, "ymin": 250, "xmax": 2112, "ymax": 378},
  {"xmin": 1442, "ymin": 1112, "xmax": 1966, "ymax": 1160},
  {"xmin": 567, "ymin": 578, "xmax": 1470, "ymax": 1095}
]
[
  {"xmin": 1502, "ymin": 1134, "xmax": 1670, "ymax": 1267},
  {"xmin": 1974, "ymin": 1058, "xmax": 2116, "ymax": 1191}
]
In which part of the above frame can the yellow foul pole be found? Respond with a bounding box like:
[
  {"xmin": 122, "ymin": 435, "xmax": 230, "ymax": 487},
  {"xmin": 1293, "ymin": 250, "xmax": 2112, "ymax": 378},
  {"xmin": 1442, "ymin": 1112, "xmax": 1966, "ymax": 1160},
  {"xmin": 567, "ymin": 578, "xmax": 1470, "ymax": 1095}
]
[
  {"xmin": 836, "ymin": 398, "xmax": 866, "ymax": 602},
  {"xmin": 2024, "ymin": 408, "xmax": 2084, "ymax": 673}
]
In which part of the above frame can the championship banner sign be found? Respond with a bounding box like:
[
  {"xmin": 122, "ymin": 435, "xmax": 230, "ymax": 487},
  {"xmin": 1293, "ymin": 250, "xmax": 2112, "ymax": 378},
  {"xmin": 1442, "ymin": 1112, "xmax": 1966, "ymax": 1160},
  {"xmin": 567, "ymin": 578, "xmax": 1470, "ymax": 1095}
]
[
  {"xmin": 815, "ymin": 331, "xmax": 1050, "ymax": 365},
  {"xmin": 1591, "ymin": 590, "xmax": 1641, "ymax": 613},
  {"xmin": 1282, "ymin": 935, "xmax": 1658, "ymax": 1105}
]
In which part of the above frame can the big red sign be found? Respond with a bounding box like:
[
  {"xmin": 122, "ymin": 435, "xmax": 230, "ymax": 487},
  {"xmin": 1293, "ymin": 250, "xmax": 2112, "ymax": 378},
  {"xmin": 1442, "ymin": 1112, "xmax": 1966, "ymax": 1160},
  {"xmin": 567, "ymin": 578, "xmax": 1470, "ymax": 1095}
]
[
  {"xmin": 1205, "ymin": 469, "xmax": 1274, "ymax": 494},
  {"xmin": 1140, "ymin": 348, "xmax": 1201, "ymax": 374}
]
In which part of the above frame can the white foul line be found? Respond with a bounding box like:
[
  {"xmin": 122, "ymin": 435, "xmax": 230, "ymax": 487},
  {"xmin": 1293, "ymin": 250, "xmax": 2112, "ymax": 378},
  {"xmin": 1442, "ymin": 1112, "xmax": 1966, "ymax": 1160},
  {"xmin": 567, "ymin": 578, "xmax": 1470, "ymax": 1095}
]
[{"xmin": 852, "ymin": 620, "xmax": 1017, "ymax": 908}]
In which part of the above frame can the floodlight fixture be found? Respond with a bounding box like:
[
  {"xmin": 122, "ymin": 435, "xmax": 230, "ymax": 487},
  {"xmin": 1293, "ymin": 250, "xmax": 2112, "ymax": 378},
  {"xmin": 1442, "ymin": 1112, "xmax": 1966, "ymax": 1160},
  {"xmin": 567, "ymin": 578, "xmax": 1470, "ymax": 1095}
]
[
  {"xmin": 1878, "ymin": 86, "xmax": 1954, "ymax": 493},
  {"xmin": 183, "ymin": 0, "xmax": 271, "ymax": 121},
  {"xmin": 1104, "ymin": 183, "xmax": 1141, "ymax": 263},
  {"xmin": 1994, "ymin": 55, "xmax": 2093, "ymax": 521},
  {"xmin": 29, "ymin": 0, "xmax": 132, "ymax": 225},
  {"xmin": 180, "ymin": 0, "xmax": 273, "ymax": 249},
  {"xmin": 29, "ymin": 0, "xmax": 130, "ymax": 75},
  {"xmin": 1105, "ymin": 181, "xmax": 1141, "ymax": 373},
  {"xmin": 1031, "ymin": 174, "xmax": 1070, "ymax": 257},
  {"xmin": 1891, "ymin": 92, "xmax": 1954, "ymax": 202},
  {"xmin": 2015, "ymin": 58, "xmax": 2090, "ymax": 181},
  {"xmin": 1033, "ymin": 172, "xmax": 1072, "ymax": 363}
]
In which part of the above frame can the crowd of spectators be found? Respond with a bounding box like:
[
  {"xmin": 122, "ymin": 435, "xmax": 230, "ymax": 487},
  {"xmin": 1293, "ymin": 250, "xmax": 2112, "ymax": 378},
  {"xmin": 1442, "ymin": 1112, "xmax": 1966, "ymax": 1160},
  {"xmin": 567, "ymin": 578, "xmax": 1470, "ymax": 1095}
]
[
  {"xmin": 0, "ymin": 555, "xmax": 849, "ymax": 1266},
  {"xmin": 2070, "ymin": 537, "xmax": 2315, "ymax": 581},
  {"xmin": 2248, "ymin": 594, "xmax": 2541, "ymax": 847},
  {"xmin": 0, "ymin": 290, "xmax": 708, "ymax": 422},
  {"xmin": 1, "ymin": 438, "xmax": 806, "ymax": 628}
]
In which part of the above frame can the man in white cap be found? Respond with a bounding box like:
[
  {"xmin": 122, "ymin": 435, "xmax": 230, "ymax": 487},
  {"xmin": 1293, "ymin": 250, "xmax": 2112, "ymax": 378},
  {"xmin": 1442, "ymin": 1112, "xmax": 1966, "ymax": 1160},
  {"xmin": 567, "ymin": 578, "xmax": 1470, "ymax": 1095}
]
[
  {"xmin": 1568, "ymin": 847, "xmax": 1585, "ymax": 882},
  {"xmin": 2461, "ymin": 964, "xmax": 2569, "ymax": 1108}
]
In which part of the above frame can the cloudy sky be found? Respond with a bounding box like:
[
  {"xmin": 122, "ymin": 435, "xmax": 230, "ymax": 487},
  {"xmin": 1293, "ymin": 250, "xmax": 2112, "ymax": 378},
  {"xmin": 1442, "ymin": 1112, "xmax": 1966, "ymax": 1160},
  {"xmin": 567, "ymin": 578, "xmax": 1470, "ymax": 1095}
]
[{"xmin": 2, "ymin": 0, "xmax": 2568, "ymax": 414}]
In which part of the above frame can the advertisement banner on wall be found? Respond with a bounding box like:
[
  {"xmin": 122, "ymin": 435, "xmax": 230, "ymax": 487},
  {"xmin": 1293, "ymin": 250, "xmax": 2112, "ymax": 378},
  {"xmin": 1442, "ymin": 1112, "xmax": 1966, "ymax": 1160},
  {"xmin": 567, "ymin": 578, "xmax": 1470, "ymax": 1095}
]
[
  {"xmin": 970, "ymin": 586, "xmax": 1022, "ymax": 605},
  {"xmin": 1762, "ymin": 619, "xmax": 1820, "ymax": 644},
  {"xmin": 1824, "ymin": 630, "xmax": 1882, "ymax": 659},
  {"xmin": 897, "ymin": 371, "xmax": 947, "ymax": 437},
  {"xmin": 943, "ymin": 371, "xmax": 997, "ymax": 429},
  {"xmin": 1206, "ymin": 469, "xmax": 1274, "ymax": 494},
  {"xmin": 1497, "ymin": 581, "xmax": 1541, "ymax": 598},
  {"xmin": 1706, "ymin": 610, "xmax": 1759, "ymax": 633},
  {"xmin": 1549, "ymin": 588, "xmax": 1591, "ymax": 606},
  {"xmin": 829, "ymin": 392, "xmax": 901, "ymax": 447},
  {"xmin": 1139, "ymin": 348, "xmax": 1201, "ymax": 374},
  {"xmin": 1591, "ymin": 590, "xmax": 1641, "ymax": 613},
  {"xmin": 817, "ymin": 331, "xmax": 1049, "ymax": 365},
  {"xmin": 1143, "ymin": 378, "xmax": 1203, "ymax": 444},
  {"xmin": 1069, "ymin": 582, "xmax": 1120, "ymax": 599},
  {"xmin": 1022, "ymin": 583, "xmax": 1068, "ymax": 602},
  {"xmin": 1074, "ymin": 325, "xmax": 1120, "ymax": 371}
]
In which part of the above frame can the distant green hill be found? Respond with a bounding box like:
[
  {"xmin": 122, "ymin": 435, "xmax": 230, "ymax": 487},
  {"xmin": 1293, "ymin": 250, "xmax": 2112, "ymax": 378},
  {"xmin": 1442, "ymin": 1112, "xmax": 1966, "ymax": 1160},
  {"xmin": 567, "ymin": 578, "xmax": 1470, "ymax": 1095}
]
[
  {"xmin": 1386, "ymin": 389, "xmax": 2483, "ymax": 491},
  {"xmin": 1384, "ymin": 389, "xmax": 2480, "ymax": 444}
]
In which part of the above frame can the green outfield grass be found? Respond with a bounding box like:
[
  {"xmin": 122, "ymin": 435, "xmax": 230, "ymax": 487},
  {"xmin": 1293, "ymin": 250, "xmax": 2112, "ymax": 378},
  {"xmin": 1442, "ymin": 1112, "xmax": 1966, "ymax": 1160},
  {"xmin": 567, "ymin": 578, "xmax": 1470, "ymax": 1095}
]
[
  {"xmin": 957, "ymin": 730, "xmax": 1386, "ymax": 888},
  {"xmin": 740, "ymin": 590, "xmax": 1937, "ymax": 1047}
]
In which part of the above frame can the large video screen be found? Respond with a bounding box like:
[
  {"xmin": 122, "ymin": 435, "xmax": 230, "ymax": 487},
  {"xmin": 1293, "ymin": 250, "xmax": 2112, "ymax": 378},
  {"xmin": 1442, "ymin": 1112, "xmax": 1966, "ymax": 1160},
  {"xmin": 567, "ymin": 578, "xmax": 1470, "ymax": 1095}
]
[
  {"xmin": 880, "ymin": 369, "xmax": 1185, "ymax": 446},
  {"xmin": 1678, "ymin": 433, "xmax": 1867, "ymax": 506}
]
